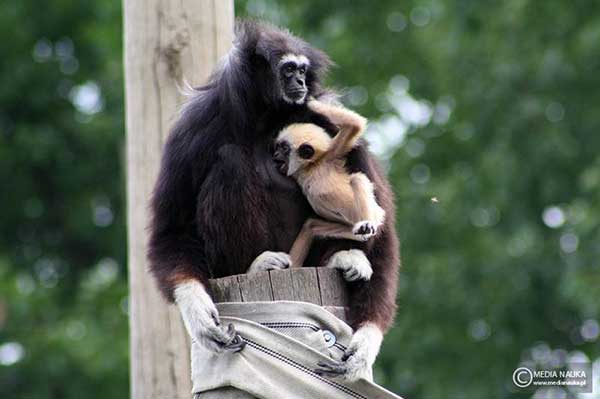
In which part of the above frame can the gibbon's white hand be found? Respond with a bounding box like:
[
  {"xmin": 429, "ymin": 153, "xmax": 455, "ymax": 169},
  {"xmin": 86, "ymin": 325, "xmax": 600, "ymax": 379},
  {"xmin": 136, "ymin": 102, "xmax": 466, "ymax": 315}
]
[
  {"xmin": 315, "ymin": 323, "xmax": 383, "ymax": 382},
  {"xmin": 326, "ymin": 249, "xmax": 373, "ymax": 282},
  {"xmin": 174, "ymin": 281, "xmax": 245, "ymax": 352},
  {"xmin": 247, "ymin": 251, "xmax": 292, "ymax": 273}
]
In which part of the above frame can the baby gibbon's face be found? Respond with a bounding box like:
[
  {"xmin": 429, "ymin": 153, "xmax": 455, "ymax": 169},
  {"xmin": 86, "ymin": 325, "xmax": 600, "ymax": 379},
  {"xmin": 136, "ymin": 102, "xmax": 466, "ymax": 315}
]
[{"xmin": 274, "ymin": 123, "xmax": 331, "ymax": 176}]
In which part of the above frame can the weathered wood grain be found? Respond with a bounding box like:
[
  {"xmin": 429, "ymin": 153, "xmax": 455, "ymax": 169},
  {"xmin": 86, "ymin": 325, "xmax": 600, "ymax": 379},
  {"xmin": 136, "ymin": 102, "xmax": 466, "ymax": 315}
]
[
  {"xmin": 237, "ymin": 273, "xmax": 274, "ymax": 301},
  {"xmin": 209, "ymin": 268, "xmax": 349, "ymax": 310},
  {"xmin": 317, "ymin": 267, "xmax": 349, "ymax": 306},
  {"xmin": 124, "ymin": 2, "xmax": 234, "ymax": 398},
  {"xmin": 268, "ymin": 269, "xmax": 295, "ymax": 300},
  {"xmin": 210, "ymin": 275, "xmax": 242, "ymax": 302},
  {"xmin": 290, "ymin": 268, "xmax": 322, "ymax": 305}
]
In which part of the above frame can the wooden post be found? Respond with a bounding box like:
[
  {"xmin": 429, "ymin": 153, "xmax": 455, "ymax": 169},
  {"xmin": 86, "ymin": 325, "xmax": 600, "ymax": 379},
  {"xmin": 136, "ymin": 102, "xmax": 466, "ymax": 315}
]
[
  {"xmin": 124, "ymin": 2, "xmax": 234, "ymax": 399},
  {"xmin": 124, "ymin": 3, "xmax": 351, "ymax": 398}
]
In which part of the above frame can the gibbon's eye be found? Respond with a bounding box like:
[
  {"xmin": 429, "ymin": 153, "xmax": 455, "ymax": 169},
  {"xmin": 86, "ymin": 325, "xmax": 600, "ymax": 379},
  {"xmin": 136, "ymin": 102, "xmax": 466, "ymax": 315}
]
[
  {"xmin": 283, "ymin": 63, "xmax": 295, "ymax": 77},
  {"xmin": 298, "ymin": 66, "xmax": 307, "ymax": 75},
  {"xmin": 297, "ymin": 143, "xmax": 315, "ymax": 159}
]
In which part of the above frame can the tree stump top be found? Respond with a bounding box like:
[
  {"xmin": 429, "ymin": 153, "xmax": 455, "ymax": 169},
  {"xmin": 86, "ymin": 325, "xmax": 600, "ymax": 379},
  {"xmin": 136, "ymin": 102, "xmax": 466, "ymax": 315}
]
[{"xmin": 209, "ymin": 267, "xmax": 349, "ymax": 321}]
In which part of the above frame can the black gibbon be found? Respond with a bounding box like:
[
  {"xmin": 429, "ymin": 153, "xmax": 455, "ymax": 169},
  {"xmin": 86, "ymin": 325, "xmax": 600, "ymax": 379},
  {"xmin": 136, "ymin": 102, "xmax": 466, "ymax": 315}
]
[{"xmin": 147, "ymin": 19, "xmax": 399, "ymax": 381}]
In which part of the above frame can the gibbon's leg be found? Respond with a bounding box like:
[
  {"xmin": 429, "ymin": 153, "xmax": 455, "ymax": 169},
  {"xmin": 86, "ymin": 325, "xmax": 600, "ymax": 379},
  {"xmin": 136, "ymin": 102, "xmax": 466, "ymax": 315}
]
[
  {"xmin": 289, "ymin": 218, "xmax": 376, "ymax": 283},
  {"xmin": 289, "ymin": 218, "xmax": 363, "ymax": 268},
  {"xmin": 349, "ymin": 173, "xmax": 374, "ymax": 223},
  {"xmin": 309, "ymin": 218, "xmax": 358, "ymax": 240},
  {"xmin": 349, "ymin": 173, "xmax": 385, "ymax": 240},
  {"xmin": 289, "ymin": 219, "xmax": 316, "ymax": 268}
]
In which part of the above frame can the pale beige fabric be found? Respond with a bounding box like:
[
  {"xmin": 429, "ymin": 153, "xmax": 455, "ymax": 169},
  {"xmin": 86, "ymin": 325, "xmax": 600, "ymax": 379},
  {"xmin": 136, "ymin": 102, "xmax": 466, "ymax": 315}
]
[{"xmin": 192, "ymin": 301, "xmax": 403, "ymax": 399}]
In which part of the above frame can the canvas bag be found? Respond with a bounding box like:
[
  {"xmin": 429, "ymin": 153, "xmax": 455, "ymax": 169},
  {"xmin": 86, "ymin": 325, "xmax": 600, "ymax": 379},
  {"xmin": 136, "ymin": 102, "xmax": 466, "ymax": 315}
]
[{"xmin": 192, "ymin": 301, "xmax": 403, "ymax": 399}]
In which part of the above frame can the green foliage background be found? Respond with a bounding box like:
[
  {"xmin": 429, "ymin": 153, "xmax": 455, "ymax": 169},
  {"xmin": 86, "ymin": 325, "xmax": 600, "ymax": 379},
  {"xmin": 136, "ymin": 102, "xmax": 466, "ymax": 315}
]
[{"xmin": 1, "ymin": 0, "xmax": 598, "ymax": 398}]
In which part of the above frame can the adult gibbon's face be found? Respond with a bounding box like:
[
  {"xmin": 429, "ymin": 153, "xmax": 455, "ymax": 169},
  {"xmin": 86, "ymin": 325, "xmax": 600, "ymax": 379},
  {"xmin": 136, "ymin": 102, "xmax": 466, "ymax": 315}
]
[{"xmin": 277, "ymin": 54, "xmax": 309, "ymax": 105}]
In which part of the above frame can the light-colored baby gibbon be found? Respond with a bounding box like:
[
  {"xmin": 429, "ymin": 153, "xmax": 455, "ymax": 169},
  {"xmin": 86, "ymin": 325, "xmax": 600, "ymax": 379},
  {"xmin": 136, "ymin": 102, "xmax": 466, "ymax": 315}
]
[{"xmin": 273, "ymin": 100, "xmax": 385, "ymax": 267}]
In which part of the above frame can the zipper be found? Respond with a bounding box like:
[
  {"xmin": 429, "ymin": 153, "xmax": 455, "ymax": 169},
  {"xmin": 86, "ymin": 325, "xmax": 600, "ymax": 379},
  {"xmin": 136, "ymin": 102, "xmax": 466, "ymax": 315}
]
[
  {"xmin": 260, "ymin": 321, "xmax": 347, "ymax": 351},
  {"xmin": 260, "ymin": 321, "xmax": 320, "ymax": 331},
  {"xmin": 242, "ymin": 337, "xmax": 367, "ymax": 399}
]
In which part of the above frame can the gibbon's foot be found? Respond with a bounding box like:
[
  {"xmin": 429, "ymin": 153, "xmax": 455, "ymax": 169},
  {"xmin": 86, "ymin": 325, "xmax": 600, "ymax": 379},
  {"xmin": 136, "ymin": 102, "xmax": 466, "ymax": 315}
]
[
  {"xmin": 352, "ymin": 220, "xmax": 377, "ymax": 241},
  {"xmin": 314, "ymin": 323, "xmax": 382, "ymax": 382},
  {"xmin": 174, "ymin": 282, "xmax": 246, "ymax": 353},
  {"xmin": 247, "ymin": 251, "xmax": 292, "ymax": 274},
  {"xmin": 326, "ymin": 249, "xmax": 372, "ymax": 282}
]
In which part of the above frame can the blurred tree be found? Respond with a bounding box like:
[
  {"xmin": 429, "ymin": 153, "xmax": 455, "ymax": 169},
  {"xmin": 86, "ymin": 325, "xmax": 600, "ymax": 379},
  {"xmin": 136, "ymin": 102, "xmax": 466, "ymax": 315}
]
[
  {"xmin": 0, "ymin": 1, "xmax": 127, "ymax": 398},
  {"xmin": 1, "ymin": 0, "xmax": 598, "ymax": 398},
  {"xmin": 236, "ymin": 1, "xmax": 600, "ymax": 398}
]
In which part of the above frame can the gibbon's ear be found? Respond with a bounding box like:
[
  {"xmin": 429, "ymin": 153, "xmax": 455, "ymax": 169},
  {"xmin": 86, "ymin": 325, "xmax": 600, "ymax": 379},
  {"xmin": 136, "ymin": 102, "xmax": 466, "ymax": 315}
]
[
  {"xmin": 297, "ymin": 143, "xmax": 315, "ymax": 159},
  {"xmin": 255, "ymin": 33, "xmax": 279, "ymax": 64},
  {"xmin": 255, "ymin": 34, "xmax": 269, "ymax": 60}
]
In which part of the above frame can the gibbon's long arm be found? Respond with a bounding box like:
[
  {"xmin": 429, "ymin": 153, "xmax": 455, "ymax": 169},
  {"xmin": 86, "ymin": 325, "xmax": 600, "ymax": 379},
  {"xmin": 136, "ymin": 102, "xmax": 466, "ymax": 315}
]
[
  {"xmin": 308, "ymin": 100, "xmax": 367, "ymax": 159},
  {"xmin": 148, "ymin": 127, "xmax": 211, "ymax": 301},
  {"xmin": 148, "ymin": 126, "xmax": 248, "ymax": 353}
]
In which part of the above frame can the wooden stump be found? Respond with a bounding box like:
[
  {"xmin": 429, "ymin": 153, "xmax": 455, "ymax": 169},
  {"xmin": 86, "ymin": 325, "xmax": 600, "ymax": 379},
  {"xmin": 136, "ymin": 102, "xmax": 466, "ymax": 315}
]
[
  {"xmin": 199, "ymin": 267, "xmax": 350, "ymax": 398},
  {"xmin": 209, "ymin": 267, "xmax": 349, "ymax": 321}
]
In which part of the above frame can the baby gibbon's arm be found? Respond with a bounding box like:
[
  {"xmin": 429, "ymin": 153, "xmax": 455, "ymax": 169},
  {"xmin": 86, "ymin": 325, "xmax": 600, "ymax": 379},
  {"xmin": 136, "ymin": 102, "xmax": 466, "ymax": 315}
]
[{"xmin": 308, "ymin": 100, "xmax": 367, "ymax": 159}]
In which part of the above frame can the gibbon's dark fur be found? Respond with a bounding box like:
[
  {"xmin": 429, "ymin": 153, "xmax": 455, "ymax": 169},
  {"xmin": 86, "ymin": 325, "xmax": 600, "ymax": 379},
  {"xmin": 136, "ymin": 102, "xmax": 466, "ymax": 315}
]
[{"xmin": 147, "ymin": 19, "xmax": 400, "ymax": 332}]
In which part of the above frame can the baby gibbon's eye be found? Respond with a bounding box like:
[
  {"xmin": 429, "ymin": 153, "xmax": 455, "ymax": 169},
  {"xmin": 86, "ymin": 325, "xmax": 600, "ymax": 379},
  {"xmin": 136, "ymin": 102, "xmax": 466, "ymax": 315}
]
[{"xmin": 297, "ymin": 143, "xmax": 315, "ymax": 159}]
